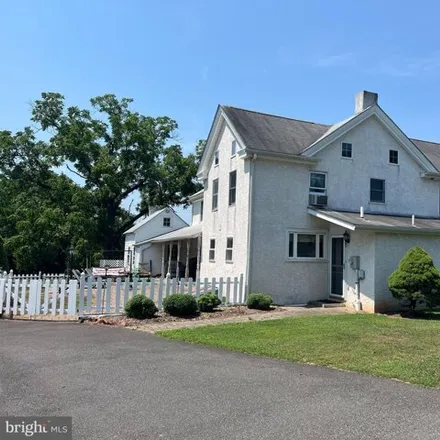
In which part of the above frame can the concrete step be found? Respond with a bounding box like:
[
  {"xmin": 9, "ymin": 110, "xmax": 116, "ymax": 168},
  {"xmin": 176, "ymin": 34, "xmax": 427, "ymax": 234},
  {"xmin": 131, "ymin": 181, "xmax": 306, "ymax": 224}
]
[{"xmin": 309, "ymin": 299, "xmax": 346, "ymax": 308}]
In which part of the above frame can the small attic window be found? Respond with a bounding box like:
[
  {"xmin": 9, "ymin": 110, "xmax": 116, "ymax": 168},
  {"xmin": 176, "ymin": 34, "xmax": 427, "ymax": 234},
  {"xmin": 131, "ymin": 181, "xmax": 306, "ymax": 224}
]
[
  {"xmin": 389, "ymin": 150, "xmax": 398, "ymax": 165},
  {"xmin": 231, "ymin": 140, "xmax": 237, "ymax": 157},
  {"xmin": 163, "ymin": 217, "xmax": 171, "ymax": 227},
  {"xmin": 341, "ymin": 142, "xmax": 352, "ymax": 158},
  {"xmin": 214, "ymin": 150, "xmax": 219, "ymax": 166}
]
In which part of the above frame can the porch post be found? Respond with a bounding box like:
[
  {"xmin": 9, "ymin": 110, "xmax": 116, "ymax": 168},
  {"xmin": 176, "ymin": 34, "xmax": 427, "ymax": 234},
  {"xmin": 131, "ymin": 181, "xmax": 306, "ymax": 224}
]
[
  {"xmin": 161, "ymin": 243, "xmax": 165, "ymax": 276},
  {"xmin": 167, "ymin": 242, "xmax": 173, "ymax": 276},
  {"xmin": 196, "ymin": 234, "xmax": 201, "ymax": 279},
  {"xmin": 185, "ymin": 239, "xmax": 190, "ymax": 280},
  {"xmin": 176, "ymin": 240, "xmax": 181, "ymax": 279}
]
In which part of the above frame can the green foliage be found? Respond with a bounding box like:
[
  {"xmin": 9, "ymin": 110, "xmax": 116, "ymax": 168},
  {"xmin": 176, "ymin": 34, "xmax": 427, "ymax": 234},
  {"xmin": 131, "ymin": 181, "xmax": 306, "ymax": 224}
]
[
  {"xmin": 0, "ymin": 92, "xmax": 202, "ymax": 272},
  {"xmin": 388, "ymin": 246, "xmax": 440, "ymax": 312},
  {"xmin": 247, "ymin": 293, "xmax": 273, "ymax": 310},
  {"xmin": 0, "ymin": 237, "xmax": 8, "ymax": 271},
  {"xmin": 163, "ymin": 294, "xmax": 199, "ymax": 317},
  {"xmin": 124, "ymin": 294, "xmax": 158, "ymax": 319},
  {"xmin": 198, "ymin": 293, "xmax": 221, "ymax": 312}
]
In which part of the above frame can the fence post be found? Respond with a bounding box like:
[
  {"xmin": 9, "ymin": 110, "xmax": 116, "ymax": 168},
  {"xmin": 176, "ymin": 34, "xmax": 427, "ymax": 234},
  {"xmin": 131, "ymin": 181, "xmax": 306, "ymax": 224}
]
[{"xmin": 67, "ymin": 280, "xmax": 78, "ymax": 315}]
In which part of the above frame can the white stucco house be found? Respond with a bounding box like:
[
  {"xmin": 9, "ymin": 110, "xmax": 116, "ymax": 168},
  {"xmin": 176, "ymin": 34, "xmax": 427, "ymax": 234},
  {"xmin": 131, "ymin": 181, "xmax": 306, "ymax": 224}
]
[
  {"xmin": 123, "ymin": 207, "xmax": 188, "ymax": 276},
  {"xmin": 192, "ymin": 90, "xmax": 440, "ymax": 312}
]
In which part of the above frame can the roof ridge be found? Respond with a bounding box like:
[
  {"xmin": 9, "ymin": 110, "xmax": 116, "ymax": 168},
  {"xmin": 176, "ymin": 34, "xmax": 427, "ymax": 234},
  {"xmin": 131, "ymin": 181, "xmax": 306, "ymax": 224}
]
[{"xmin": 222, "ymin": 105, "xmax": 331, "ymax": 128}]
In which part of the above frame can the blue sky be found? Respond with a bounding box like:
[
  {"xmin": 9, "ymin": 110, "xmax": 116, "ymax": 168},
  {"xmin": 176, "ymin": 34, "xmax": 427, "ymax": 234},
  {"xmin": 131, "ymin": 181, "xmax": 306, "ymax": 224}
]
[{"xmin": 2, "ymin": 0, "xmax": 440, "ymax": 222}]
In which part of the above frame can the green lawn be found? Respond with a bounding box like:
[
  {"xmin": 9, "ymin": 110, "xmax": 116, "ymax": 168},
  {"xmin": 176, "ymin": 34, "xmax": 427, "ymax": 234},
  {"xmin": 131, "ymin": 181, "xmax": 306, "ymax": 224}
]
[{"xmin": 158, "ymin": 313, "xmax": 440, "ymax": 388}]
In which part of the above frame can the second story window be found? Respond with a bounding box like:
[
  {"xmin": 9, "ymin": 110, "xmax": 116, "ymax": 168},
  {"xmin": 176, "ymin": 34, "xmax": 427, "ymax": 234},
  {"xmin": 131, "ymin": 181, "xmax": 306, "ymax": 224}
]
[
  {"xmin": 214, "ymin": 149, "xmax": 219, "ymax": 166},
  {"xmin": 389, "ymin": 150, "xmax": 398, "ymax": 164},
  {"xmin": 212, "ymin": 179, "xmax": 219, "ymax": 211},
  {"xmin": 370, "ymin": 178, "xmax": 385, "ymax": 203},
  {"xmin": 163, "ymin": 217, "xmax": 171, "ymax": 227},
  {"xmin": 341, "ymin": 142, "xmax": 352, "ymax": 158},
  {"xmin": 309, "ymin": 172, "xmax": 326, "ymax": 195},
  {"xmin": 200, "ymin": 200, "xmax": 204, "ymax": 222},
  {"xmin": 231, "ymin": 140, "xmax": 237, "ymax": 156},
  {"xmin": 229, "ymin": 171, "xmax": 237, "ymax": 205}
]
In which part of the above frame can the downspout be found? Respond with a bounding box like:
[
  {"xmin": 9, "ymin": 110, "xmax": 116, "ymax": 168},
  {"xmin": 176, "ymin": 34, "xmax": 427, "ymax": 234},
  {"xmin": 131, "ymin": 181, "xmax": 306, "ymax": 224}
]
[
  {"xmin": 245, "ymin": 153, "xmax": 257, "ymax": 300},
  {"xmin": 355, "ymin": 271, "xmax": 362, "ymax": 312}
]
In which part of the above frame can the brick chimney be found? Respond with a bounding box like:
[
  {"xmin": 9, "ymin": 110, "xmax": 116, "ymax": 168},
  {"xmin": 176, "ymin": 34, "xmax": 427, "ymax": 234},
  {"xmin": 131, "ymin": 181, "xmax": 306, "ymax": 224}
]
[{"xmin": 355, "ymin": 90, "xmax": 378, "ymax": 113}]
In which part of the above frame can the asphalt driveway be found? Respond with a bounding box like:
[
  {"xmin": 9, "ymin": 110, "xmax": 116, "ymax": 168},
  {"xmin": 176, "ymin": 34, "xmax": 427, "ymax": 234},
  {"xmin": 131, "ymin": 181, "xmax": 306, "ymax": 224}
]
[{"xmin": 1, "ymin": 321, "xmax": 440, "ymax": 440}]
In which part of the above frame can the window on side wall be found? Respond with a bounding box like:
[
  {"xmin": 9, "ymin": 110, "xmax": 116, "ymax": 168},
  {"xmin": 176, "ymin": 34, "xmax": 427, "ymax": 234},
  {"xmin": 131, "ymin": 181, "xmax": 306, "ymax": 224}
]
[
  {"xmin": 163, "ymin": 217, "xmax": 171, "ymax": 227},
  {"xmin": 229, "ymin": 171, "xmax": 237, "ymax": 205},
  {"xmin": 212, "ymin": 179, "xmax": 219, "ymax": 211},
  {"xmin": 288, "ymin": 232, "xmax": 325, "ymax": 259},
  {"xmin": 231, "ymin": 140, "xmax": 237, "ymax": 156},
  {"xmin": 225, "ymin": 237, "xmax": 233, "ymax": 261},
  {"xmin": 200, "ymin": 200, "xmax": 204, "ymax": 222},
  {"xmin": 209, "ymin": 239, "xmax": 215, "ymax": 261},
  {"xmin": 341, "ymin": 142, "xmax": 352, "ymax": 158},
  {"xmin": 370, "ymin": 178, "xmax": 385, "ymax": 203},
  {"xmin": 389, "ymin": 150, "xmax": 398, "ymax": 164},
  {"xmin": 309, "ymin": 172, "xmax": 326, "ymax": 194},
  {"xmin": 214, "ymin": 149, "xmax": 219, "ymax": 166}
]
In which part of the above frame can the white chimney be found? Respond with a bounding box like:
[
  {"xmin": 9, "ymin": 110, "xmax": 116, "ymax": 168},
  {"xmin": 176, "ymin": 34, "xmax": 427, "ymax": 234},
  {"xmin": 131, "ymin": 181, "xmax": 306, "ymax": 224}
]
[
  {"xmin": 360, "ymin": 206, "xmax": 364, "ymax": 218},
  {"xmin": 355, "ymin": 91, "xmax": 378, "ymax": 113},
  {"xmin": 412, "ymin": 215, "xmax": 415, "ymax": 226}
]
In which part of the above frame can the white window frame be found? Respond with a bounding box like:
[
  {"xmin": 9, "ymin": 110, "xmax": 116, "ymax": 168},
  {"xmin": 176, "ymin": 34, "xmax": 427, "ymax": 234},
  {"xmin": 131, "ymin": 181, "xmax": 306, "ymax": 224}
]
[
  {"xmin": 389, "ymin": 149, "xmax": 399, "ymax": 165},
  {"xmin": 231, "ymin": 140, "xmax": 237, "ymax": 157},
  {"xmin": 163, "ymin": 217, "xmax": 171, "ymax": 227},
  {"xmin": 209, "ymin": 238, "xmax": 216, "ymax": 262},
  {"xmin": 214, "ymin": 149, "xmax": 219, "ymax": 166},
  {"xmin": 225, "ymin": 237, "xmax": 233, "ymax": 262},
  {"xmin": 212, "ymin": 179, "xmax": 219, "ymax": 211},
  {"xmin": 286, "ymin": 231, "xmax": 326, "ymax": 260},
  {"xmin": 309, "ymin": 172, "xmax": 327, "ymax": 195},
  {"xmin": 341, "ymin": 142, "xmax": 353, "ymax": 159}
]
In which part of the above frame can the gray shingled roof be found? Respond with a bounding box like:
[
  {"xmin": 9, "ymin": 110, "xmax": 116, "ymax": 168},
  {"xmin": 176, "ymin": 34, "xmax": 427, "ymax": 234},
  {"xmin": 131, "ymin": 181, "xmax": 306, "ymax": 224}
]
[
  {"xmin": 411, "ymin": 139, "xmax": 440, "ymax": 172},
  {"xmin": 222, "ymin": 105, "xmax": 440, "ymax": 171},
  {"xmin": 310, "ymin": 208, "xmax": 440, "ymax": 232},
  {"xmin": 222, "ymin": 106, "xmax": 331, "ymax": 156}
]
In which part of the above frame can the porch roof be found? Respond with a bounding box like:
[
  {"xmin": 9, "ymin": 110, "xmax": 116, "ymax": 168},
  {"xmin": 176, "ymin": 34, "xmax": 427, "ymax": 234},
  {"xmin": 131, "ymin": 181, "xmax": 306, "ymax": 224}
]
[
  {"xmin": 308, "ymin": 208, "xmax": 440, "ymax": 234},
  {"xmin": 150, "ymin": 223, "xmax": 202, "ymax": 243}
]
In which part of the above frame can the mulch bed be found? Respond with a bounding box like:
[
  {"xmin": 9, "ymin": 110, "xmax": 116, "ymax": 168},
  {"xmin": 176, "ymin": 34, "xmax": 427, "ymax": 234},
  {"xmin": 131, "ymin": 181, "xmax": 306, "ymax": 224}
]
[{"xmin": 88, "ymin": 306, "xmax": 283, "ymax": 327}]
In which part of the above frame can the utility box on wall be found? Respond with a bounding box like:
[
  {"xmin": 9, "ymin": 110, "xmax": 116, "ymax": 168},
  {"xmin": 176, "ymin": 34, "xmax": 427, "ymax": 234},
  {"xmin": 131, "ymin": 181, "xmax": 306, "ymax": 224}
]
[{"xmin": 349, "ymin": 256, "xmax": 360, "ymax": 270}]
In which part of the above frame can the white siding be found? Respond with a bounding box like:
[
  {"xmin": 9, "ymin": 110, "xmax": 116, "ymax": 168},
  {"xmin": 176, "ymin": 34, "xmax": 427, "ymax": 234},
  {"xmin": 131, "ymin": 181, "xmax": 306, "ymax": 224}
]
[
  {"xmin": 249, "ymin": 159, "xmax": 328, "ymax": 304},
  {"xmin": 200, "ymin": 124, "xmax": 250, "ymax": 281},
  {"xmin": 191, "ymin": 200, "xmax": 203, "ymax": 225},
  {"xmin": 315, "ymin": 116, "xmax": 440, "ymax": 217}
]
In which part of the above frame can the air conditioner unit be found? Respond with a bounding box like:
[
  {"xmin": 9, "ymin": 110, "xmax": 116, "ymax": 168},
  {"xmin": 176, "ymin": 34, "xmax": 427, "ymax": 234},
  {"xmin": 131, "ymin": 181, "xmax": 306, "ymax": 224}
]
[{"xmin": 309, "ymin": 194, "xmax": 328, "ymax": 207}]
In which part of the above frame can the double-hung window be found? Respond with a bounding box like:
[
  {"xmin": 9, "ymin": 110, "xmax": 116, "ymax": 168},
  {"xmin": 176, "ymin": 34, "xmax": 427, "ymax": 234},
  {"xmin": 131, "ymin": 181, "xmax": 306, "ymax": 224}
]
[
  {"xmin": 229, "ymin": 171, "xmax": 237, "ymax": 205},
  {"xmin": 309, "ymin": 172, "xmax": 327, "ymax": 195},
  {"xmin": 389, "ymin": 150, "xmax": 398, "ymax": 164},
  {"xmin": 212, "ymin": 179, "xmax": 219, "ymax": 211},
  {"xmin": 288, "ymin": 232, "xmax": 325, "ymax": 259},
  {"xmin": 225, "ymin": 237, "xmax": 233, "ymax": 261},
  {"xmin": 370, "ymin": 179, "xmax": 385, "ymax": 203},
  {"xmin": 209, "ymin": 239, "xmax": 216, "ymax": 261}
]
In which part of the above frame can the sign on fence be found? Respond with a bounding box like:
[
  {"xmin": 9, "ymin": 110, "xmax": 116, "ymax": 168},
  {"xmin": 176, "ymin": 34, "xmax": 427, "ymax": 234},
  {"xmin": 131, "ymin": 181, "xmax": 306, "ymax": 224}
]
[{"xmin": 0, "ymin": 273, "xmax": 245, "ymax": 317}]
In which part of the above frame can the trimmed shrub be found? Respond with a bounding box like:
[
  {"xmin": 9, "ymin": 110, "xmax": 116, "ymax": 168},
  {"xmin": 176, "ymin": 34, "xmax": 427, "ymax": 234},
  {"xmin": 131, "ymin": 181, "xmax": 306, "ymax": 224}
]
[
  {"xmin": 388, "ymin": 246, "xmax": 440, "ymax": 313},
  {"xmin": 247, "ymin": 293, "xmax": 273, "ymax": 310},
  {"xmin": 198, "ymin": 293, "xmax": 221, "ymax": 312},
  {"xmin": 124, "ymin": 294, "xmax": 158, "ymax": 319},
  {"xmin": 163, "ymin": 294, "xmax": 199, "ymax": 317}
]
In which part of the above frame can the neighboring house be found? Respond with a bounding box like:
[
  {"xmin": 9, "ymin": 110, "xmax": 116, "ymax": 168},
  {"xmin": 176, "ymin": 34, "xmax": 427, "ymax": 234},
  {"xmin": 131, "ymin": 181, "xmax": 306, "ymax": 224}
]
[
  {"xmin": 195, "ymin": 90, "xmax": 440, "ymax": 312},
  {"xmin": 123, "ymin": 207, "xmax": 188, "ymax": 276}
]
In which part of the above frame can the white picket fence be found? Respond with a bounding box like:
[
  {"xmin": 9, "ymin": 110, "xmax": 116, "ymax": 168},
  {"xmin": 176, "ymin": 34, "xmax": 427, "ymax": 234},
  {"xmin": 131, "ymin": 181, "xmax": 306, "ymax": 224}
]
[{"xmin": 0, "ymin": 273, "xmax": 245, "ymax": 317}]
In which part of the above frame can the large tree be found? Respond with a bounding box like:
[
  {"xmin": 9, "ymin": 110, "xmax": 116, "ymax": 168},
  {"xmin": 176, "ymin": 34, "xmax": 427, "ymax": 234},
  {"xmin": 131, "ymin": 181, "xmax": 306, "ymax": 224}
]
[
  {"xmin": 0, "ymin": 93, "xmax": 201, "ymax": 271},
  {"xmin": 31, "ymin": 93, "xmax": 201, "ymax": 250}
]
